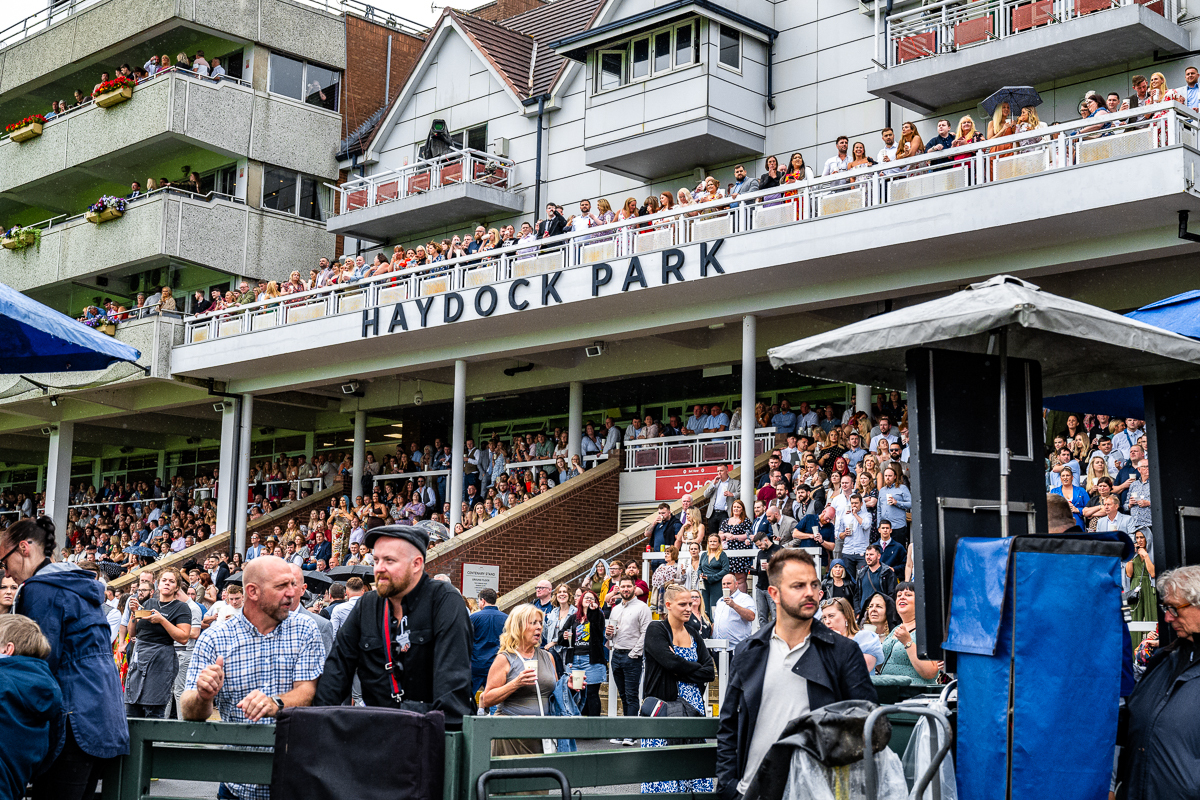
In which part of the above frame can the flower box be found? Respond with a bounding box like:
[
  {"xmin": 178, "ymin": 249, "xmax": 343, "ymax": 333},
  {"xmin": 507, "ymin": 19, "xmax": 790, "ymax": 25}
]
[
  {"xmin": 2, "ymin": 230, "xmax": 37, "ymax": 249},
  {"xmin": 94, "ymin": 84, "xmax": 133, "ymax": 108},
  {"xmin": 86, "ymin": 208, "xmax": 124, "ymax": 224},
  {"xmin": 9, "ymin": 122, "xmax": 42, "ymax": 142},
  {"xmin": 96, "ymin": 323, "xmax": 117, "ymax": 336}
]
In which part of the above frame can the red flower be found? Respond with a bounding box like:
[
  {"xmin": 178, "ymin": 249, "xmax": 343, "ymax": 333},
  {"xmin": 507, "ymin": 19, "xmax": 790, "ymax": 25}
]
[
  {"xmin": 92, "ymin": 76, "xmax": 136, "ymax": 98},
  {"xmin": 5, "ymin": 114, "xmax": 47, "ymax": 133}
]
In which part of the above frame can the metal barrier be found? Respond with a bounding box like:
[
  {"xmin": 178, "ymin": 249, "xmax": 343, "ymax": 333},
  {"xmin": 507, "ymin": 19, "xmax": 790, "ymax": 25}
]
[
  {"xmin": 181, "ymin": 102, "xmax": 1196, "ymax": 346},
  {"xmin": 885, "ymin": 0, "xmax": 1175, "ymax": 67},
  {"xmin": 624, "ymin": 429, "xmax": 774, "ymax": 471},
  {"xmin": 332, "ymin": 148, "xmax": 518, "ymax": 216}
]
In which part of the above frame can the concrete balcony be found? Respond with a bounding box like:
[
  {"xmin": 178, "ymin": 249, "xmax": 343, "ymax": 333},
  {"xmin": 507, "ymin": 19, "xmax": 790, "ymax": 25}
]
[
  {"xmin": 867, "ymin": 0, "xmax": 1191, "ymax": 112},
  {"xmin": 327, "ymin": 149, "xmax": 524, "ymax": 242},
  {"xmin": 0, "ymin": 0, "xmax": 346, "ymax": 102},
  {"xmin": 0, "ymin": 71, "xmax": 339, "ymax": 212},
  {"xmin": 0, "ymin": 191, "xmax": 334, "ymax": 291},
  {"xmin": 171, "ymin": 104, "xmax": 1200, "ymax": 390}
]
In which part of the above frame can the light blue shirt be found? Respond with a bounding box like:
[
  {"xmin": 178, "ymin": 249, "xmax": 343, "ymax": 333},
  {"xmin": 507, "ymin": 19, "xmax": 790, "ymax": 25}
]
[
  {"xmin": 1186, "ymin": 84, "xmax": 1200, "ymax": 110},
  {"xmin": 844, "ymin": 447, "xmax": 868, "ymax": 471},
  {"xmin": 877, "ymin": 485, "xmax": 911, "ymax": 529},
  {"xmin": 771, "ymin": 411, "xmax": 798, "ymax": 434},
  {"xmin": 685, "ymin": 415, "xmax": 706, "ymax": 434},
  {"xmin": 705, "ymin": 413, "xmax": 730, "ymax": 431},
  {"xmin": 837, "ymin": 509, "xmax": 871, "ymax": 556}
]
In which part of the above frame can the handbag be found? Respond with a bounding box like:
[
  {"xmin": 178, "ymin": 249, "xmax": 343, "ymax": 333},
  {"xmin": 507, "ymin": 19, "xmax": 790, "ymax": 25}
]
[{"xmin": 640, "ymin": 696, "xmax": 704, "ymax": 745}]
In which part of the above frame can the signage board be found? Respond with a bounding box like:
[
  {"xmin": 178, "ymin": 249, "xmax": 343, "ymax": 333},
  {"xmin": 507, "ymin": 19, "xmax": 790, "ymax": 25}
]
[{"xmin": 461, "ymin": 563, "xmax": 500, "ymax": 597}]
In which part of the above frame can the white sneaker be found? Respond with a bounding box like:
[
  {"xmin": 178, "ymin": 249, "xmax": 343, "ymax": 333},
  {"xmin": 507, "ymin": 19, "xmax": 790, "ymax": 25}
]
[
  {"xmin": 609, "ymin": 738, "xmax": 623, "ymax": 744},
  {"xmin": 622, "ymin": 738, "xmax": 637, "ymax": 746}
]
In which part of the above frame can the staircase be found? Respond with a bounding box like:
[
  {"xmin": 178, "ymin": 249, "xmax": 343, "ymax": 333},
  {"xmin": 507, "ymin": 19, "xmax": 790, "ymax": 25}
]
[{"xmin": 498, "ymin": 451, "xmax": 772, "ymax": 611}]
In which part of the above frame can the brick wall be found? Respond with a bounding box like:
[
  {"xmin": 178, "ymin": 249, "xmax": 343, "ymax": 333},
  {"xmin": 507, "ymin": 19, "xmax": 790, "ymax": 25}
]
[
  {"xmin": 426, "ymin": 460, "xmax": 620, "ymax": 596},
  {"xmin": 344, "ymin": 15, "xmax": 425, "ymax": 137},
  {"xmin": 471, "ymin": 0, "xmax": 547, "ymax": 22}
]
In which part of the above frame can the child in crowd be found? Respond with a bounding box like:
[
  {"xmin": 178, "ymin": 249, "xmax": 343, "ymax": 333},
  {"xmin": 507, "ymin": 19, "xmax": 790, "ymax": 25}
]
[{"xmin": 0, "ymin": 614, "xmax": 65, "ymax": 799}]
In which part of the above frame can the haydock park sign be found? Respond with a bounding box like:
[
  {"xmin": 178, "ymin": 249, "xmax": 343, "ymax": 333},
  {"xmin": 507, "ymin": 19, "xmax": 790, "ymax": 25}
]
[{"xmin": 361, "ymin": 238, "xmax": 727, "ymax": 339}]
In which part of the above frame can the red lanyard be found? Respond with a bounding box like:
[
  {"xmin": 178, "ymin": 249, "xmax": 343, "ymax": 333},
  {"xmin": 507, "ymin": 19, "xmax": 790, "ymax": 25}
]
[{"xmin": 383, "ymin": 601, "xmax": 403, "ymax": 701}]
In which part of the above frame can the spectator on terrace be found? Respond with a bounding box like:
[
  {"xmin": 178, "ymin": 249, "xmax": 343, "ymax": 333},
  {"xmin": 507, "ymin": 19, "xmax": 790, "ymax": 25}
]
[
  {"xmin": 697, "ymin": 176, "xmax": 725, "ymax": 204},
  {"xmin": 846, "ymin": 141, "xmax": 872, "ymax": 179},
  {"xmin": 783, "ymin": 152, "xmax": 814, "ymax": 190},
  {"xmin": 952, "ymin": 116, "xmax": 984, "ymax": 159},
  {"xmin": 676, "ymin": 188, "xmax": 698, "ymax": 216},
  {"xmin": 703, "ymin": 404, "xmax": 730, "ymax": 434},
  {"xmin": 896, "ymin": 121, "xmax": 924, "ymax": 163},
  {"xmin": 1080, "ymin": 93, "xmax": 1111, "ymax": 136},
  {"xmin": 617, "ymin": 197, "xmax": 639, "ymax": 221},
  {"xmin": 282, "ymin": 270, "xmax": 304, "ymax": 294},
  {"xmin": 1176, "ymin": 64, "xmax": 1200, "ymax": 110},
  {"xmin": 822, "ymin": 135, "xmax": 850, "ymax": 176},
  {"xmin": 92, "ymin": 71, "xmax": 111, "ymax": 94},
  {"xmin": 156, "ymin": 286, "xmax": 177, "ymax": 314},
  {"xmin": 728, "ymin": 164, "xmax": 759, "ymax": 207},
  {"xmin": 536, "ymin": 203, "xmax": 566, "ymax": 239},
  {"xmin": 771, "ymin": 400, "xmax": 797, "ymax": 434},
  {"xmin": 176, "ymin": 52, "xmax": 192, "ymax": 71},
  {"xmin": 210, "ymin": 57, "xmax": 225, "ymax": 81},
  {"xmin": 758, "ymin": 155, "xmax": 783, "ymax": 202},
  {"xmin": 926, "ymin": 119, "xmax": 955, "ymax": 165}
]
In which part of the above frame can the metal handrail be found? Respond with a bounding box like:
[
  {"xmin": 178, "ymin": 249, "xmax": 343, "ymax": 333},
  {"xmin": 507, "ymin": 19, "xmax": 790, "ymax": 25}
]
[
  {"xmin": 885, "ymin": 0, "xmax": 1177, "ymax": 67},
  {"xmin": 180, "ymin": 102, "xmax": 1196, "ymax": 345},
  {"xmin": 624, "ymin": 428, "xmax": 775, "ymax": 471},
  {"xmin": 863, "ymin": 703, "xmax": 954, "ymax": 800},
  {"xmin": 331, "ymin": 147, "xmax": 519, "ymax": 215}
]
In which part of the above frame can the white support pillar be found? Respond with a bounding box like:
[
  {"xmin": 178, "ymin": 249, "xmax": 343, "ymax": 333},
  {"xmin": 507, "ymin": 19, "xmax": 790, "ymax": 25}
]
[
  {"xmin": 741, "ymin": 314, "xmax": 757, "ymax": 511},
  {"xmin": 352, "ymin": 410, "xmax": 367, "ymax": 504},
  {"xmin": 44, "ymin": 422, "xmax": 74, "ymax": 537},
  {"xmin": 568, "ymin": 381, "xmax": 583, "ymax": 459},
  {"xmin": 856, "ymin": 384, "xmax": 872, "ymax": 416},
  {"xmin": 215, "ymin": 400, "xmax": 240, "ymax": 537},
  {"xmin": 235, "ymin": 394, "xmax": 254, "ymax": 554},
  {"xmin": 449, "ymin": 359, "xmax": 467, "ymax": 532}
]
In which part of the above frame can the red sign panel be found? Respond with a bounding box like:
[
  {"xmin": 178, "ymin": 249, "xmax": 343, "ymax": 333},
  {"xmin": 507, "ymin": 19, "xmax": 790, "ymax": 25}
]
[{"xmin": 654, "ymin": 466, "xmax": 722, "ymax": 501}]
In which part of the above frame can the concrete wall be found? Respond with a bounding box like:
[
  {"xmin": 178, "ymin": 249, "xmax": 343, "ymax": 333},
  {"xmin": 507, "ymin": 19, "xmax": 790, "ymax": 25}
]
[
  {"xmin": 0, "ymin": 74, "xmax": 339, "ymax": 195},
  {"xmin": 0, "ymin": 194, "xmax": 333, "ymax": 291},
  {"xmin": 426, "ymin": 459, "xmax": 621, "ymax": 595},
  {"xmin": 0, "ymin": 0, "xmax": 347, "ymax": 99}
]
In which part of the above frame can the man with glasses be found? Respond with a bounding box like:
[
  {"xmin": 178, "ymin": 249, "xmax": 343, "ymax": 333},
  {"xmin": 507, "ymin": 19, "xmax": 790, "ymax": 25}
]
[{"xmin": 1120, "ymin": 565, "xmax": 1200, "ymax": 798}]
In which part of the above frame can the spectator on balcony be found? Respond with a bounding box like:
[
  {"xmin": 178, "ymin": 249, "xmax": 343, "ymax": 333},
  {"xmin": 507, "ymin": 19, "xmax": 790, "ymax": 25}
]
[
  {"xmin": 846, "ymin": 141, "xmax": 872, "ymax": 181},
  {"xmin": 282, "ymin": 270, "xmax": 304, "ymax": 294},
  {"xmin": 926, "ymin": 119, "xmax": 955, "ymax": 166},
  {"xmin": 658, "ymin": 191, "xmax": 675, "ymax": 215},
  {"xmin": 127, "ymin": 181, "xmax": 143, "ymax": 200},
  {"xmin": 210, "ymin": 57, "xmax": 225, "ymax": 82},
  {"xmin": 877, "ymin": 127, "xmax": 902, "ymax": 175},
  {"xmin": 1177, "ymin": 65, "xmax": 1200, "ymax": 111},
  {"xmin": 771, "ymin": 400, "xmax": 797, "ymax": 435},
  {"xmin": 675, "ymin": 188, "xmax": 699, "ymax": 217},
  {"xmin": 703, "ymin": 404, "xmax": 730, "ymax": 434},
  {"xmin": 1016, "ymin": 107, "xmax": 1048, "ymax": 147},
  {"xmin": 185, "ymin": 171, "xmax": 202, "ymax": 195},
  {"xmin": 144, "ymin": 54, "xmax": 162, "ymax": 75},
  {"xmin": 729, "ymin": 164, "xmax": 759, "ymax": 208},
  {"xmin": 536, "ymin": 203, "xmax": 567, "ymax": 239},
  {"xmin": 952, "ymin": 116, "xmax": 984, "ymax": 160},
  {"xmin": 193, "ymin": 51, "xmax": 209, "ymax": 76},
  {"xmin": 176, "ymin": 52, "xmax": 192, "ymax": 72},
  {"xmin": 896, "ymin": 121, "xmax": 924, "ymax": 164},
  {"xmin": 1080, "ymin": 93, "xmax": 1112, "ymax": 137},
  {"xmin": 758, "ymin": 155, "xmax": 783, "ymax": 203},
  {"xmin": 155, "ymin": 286, "xmax": 177, "ymax": 315},
  {"xmin": 698, "ymin": 176, "xmax": 725, "ymax": 205},
  {"xmin": 568, "ymin": 199, "xmax": 598, "ymax": 235},
  {"xmin": 822, "ymin": 135, "xmax": 851, "ymax": 177}
]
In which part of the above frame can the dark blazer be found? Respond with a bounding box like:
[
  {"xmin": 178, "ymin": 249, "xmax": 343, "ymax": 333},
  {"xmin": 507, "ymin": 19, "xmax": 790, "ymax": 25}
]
[
  {"xmin": 1119, "ymin": 639, "xmax": 1200, "ymax": 799},
  {"xmin": 716, "ymin": 619, "xmax": 877, "ymax": 799},
  {"xmin": 649, "ymin": 517, "xmax": 682, "ymax": 550},
  {"xmin": 535, "ymin": 211, "xmax": 567, "ymax": 239},
  {"xmin": 210, "ymin": 562, "xmax": 230, "ymax": 592},
  {"xmin": 642, "ymin": 620, "xmax": 715, "ymax": 702}
]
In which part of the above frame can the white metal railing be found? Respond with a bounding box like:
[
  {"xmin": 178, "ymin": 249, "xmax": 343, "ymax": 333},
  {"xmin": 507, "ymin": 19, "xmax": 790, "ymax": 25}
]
[
  {"xmin": 885, "ymin": 0, "xmax": 1175, "ymax": 68},
  {"xmin": 331, "ymin": 148, "xmax": 518, "ymax": 216},
  {"xmin": 624, "ymin": 429, "xmax": 775, "ymax": 471},
  {"xmin": 0, "ymin": 67, "xmax": 250, "ymax": 140},
  {"xmin": 180, "ymin": 102, "xmax": 1196, "ymax": 345},
  {"xmin": 372, "ymin": 454, "xmax": 609, "ymax": 483}
]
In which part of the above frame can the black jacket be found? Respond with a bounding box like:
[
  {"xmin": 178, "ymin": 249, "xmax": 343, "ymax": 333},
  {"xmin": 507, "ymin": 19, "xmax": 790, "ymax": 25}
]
[
  {"xmin": 716, "ymin": 619, "xmax": 877, "ymax": 799},
  {"xmin": 559, "ymin": 606, "xmax": 606, "ymax": 665},
  {"xmin": 649, "ymin": 517, "xmax": 682, "ymax": 550},
  {"xmin": 535, "ymin": 212, "xmax": 567, "ymax": 239},
  {"xmin": 210, "ymin": 563, "xmax": 230, "ymax": 593},
  {"xmin": 1118, "ymin": 639, "xmax": 1200, "ymax": 799},
  {"xmin": 642, "ymin": 620, "xmax": 715, "ymax": 702},
  {"xmin": 313, "ymin": 575, "xmax": 475, "ymax": 728}
]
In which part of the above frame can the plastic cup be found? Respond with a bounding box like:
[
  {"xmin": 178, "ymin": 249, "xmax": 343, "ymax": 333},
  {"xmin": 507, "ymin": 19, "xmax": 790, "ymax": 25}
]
[
  {"xmin": 524, "ymin": 658, "xmax": 538, "ymax": 677},
  {"xmin": 722, "ymin": 587, "xmax": 731, "ymax": 598}
]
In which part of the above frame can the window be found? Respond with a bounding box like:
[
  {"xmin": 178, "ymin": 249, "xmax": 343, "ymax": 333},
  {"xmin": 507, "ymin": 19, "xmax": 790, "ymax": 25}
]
[
  {"xmin": 631, "ymin": 37, "xmax": 650, "ymax": 80},
  {"xmin": 654, "ymin": 31, "xmax": 672, "ymax": 73},
  {"xmin": 268, "ymin": 52, "xmax": 341, "ymax": 111},
  {"xmin": 719, "ymin": 25, "xmax": 741, "ymax": 70},
  {"xmin": 454, "ymin": 124, "xmax": 488, "ymax": 153},
  {"xmin": 263, "ymin": 166, "xmax": 326, "ymax": 221},
  {"xmin": 599, "ymin": 50, "xmax": 625, "ymax": 91},
  {"xmin": 675, "ymin": 23, "xmax": 695, "ymax": 67},
  {"xmin": 592, "ymin": 20, "xmax": 700, "ymax": 93}
]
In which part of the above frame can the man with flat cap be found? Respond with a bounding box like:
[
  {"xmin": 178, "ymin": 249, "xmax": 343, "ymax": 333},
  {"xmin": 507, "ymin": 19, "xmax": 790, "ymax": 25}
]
[{"xmin": 313, "ymin": 524, "xmax": 475, "ymax": 727}]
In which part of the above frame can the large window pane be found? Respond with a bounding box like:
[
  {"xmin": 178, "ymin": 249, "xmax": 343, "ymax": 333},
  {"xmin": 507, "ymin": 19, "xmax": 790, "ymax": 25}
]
[
  {"xmin": 304, "ymin": 63, "xmax": 340, "ymax": 111},
  {"xmin": 599, "ymin": 51, "xmax": 624, "ymax": 91},
  {"xmin": 675, "ymin": 24, "xmax": 694, "ymax": 67},
  {"xmin": 268, "ymin": 53, "xmax": 304, "ymax": 100},
  {"xmin": 719, "ymin": 25, "xmax": 740, "ymax": 69},
  {"xmin": 299, "ymin": 177, "xmax": 322, "ymax": 221},
  {"xmin": 466, "ymin": 124, "xmax": 487, "ymax": 152},
  {"xmin": 654, "ymin": 31, "xmax": 672, "ymax": 73},
  {"xmin": 262, "ymin": 167, "xmax": 297, "ymax": 214},
  {"xmin": 631, "ymin": 37, "xmax": 650, "ymax": 80}
]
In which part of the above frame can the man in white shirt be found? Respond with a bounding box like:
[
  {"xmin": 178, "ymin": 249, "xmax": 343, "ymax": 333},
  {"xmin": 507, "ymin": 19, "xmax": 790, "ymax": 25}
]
[
  {"xmin": 607, "ymin": 576, "xmax": 652, "ymax": 739},
  {"xmin": 821, "ymin": 135, "xmax": 850, "ymax": 177},
  {"xmin": 869, "ymin": 416, "xmax": 900, "ymax": 452},
  {"xmin": 712, "ymin": 574, "xmax": 754, "ymax": 654},
  {"xmin": 795, "ymin": 401, "xmax": 819, "ymax": 431},
  {"xmin": 330, "ymin": 577, "xmax": 365, "ymax": 636},
  {"xmin": 209, "ymin": 57, "xmax": 226, "ymax": 81},
  {"xmin": 202, "ymin": 584, "xmax": 244, "ymax": 631},
  {"xmin": 703, "ymin": 464, "xmax": 739, "ymax": 528},
  {"xmin": 716, "ymin": 549, "xmax": 876, "ymax": 799},
  {"xmin": 1177, "ymin": 65, "xmax": 1200, "ymax": 111},
  {"xmin": 829, "ymin": 474, "xmax": 855, "ymax": 517},
  {"xmin": 877, "ymin": 127, "xmax": 901, "ymax": 176},
  {"xmin": 601, "ymin": 416, "xmax": 622, "ymax": 454},
  {"xmin": 836, "ymin": 494, "xmax": 872, "ymax": 577}
]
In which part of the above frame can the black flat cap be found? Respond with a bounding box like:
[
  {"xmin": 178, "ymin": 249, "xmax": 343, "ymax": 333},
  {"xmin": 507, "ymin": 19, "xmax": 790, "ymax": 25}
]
[{"xmin": 363, "ymin": 524, "xmax": 429, "ymax": 556}]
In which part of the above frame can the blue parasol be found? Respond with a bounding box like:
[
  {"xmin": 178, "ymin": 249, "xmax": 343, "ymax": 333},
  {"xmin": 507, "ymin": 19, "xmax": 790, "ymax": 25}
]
[
  {"xmin": 0, "ymin": 280, "xmax": 141, "ymax": 373},
  {"xmin": 981, "ymin": 86, "xmax": 1042, "ymax": 119},
  {"xmin": 123, "ymin": 545, "xmax": 158, "ymax": 558}
]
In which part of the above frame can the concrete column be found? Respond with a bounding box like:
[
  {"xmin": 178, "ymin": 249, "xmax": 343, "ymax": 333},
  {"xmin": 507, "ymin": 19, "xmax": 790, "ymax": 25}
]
[
  {"xmin": 215, "ymin": 400, "xmax": 240, "ymax": 537},
  {"xmin": 91, "ymin": 458, "xmax": 101, "ymax": 489},
  {"xmin": 44, "ymin": 422, "xmax": 74, "ymax": 537},
  {"xmin": 352, "ymin": 410, "xmax": 367, "ymax": 504},
  {"xmin": 235, "ymin": 394, "xmax": 254, "ymax": 555},
  {"xmin": 303, "ymin": 432, "xmax": 315, "ymax": 462},
  {"xmin": 449, "ymin": 359, "xmax": 467, "ymax": 533},
  {"xmin": 155, "ymin": 450, "xmax": 166, "ymax": 482},
  {"xmin": 856, "ymin": 384, "xmax": 872, "ymax": 416},
  {"xmin": 741, "ymin": 315, "xmax": 757, "ymax": 511},
  {"xmin": 568, "ymin": 381, "xmax": 583, "ymax": 459}
]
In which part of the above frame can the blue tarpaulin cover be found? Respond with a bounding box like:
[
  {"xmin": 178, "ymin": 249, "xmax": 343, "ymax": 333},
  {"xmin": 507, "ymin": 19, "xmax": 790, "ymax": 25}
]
[
  {"xmin": 946, "ymin": 537, "xmax": 1124, "ymax": 800},
  {"xmin": 0, "ymin": 281, "xmax": 140, "ymax": 373}
]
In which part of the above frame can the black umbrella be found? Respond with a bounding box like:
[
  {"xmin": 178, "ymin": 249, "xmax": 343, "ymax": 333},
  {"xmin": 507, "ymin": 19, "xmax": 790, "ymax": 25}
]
[
  {"xmin": 304, "ymin": 571, "xmax": 334, "ymax": 593},
  {"xmin": 96, "ymin": 561, "xmax": 128, "ymax": 579},
  {"xmin": 123, "ymin": 545, "xmax": 158, "ymax": 559},
  {"xmin": 981, "ymin": 86, "xmax": 1042, "ymax": 120},
  {"xmin": 327, "ymin": 565, "xmax": 374, "ymax": 583},
  {"xmin": 224, "ymin": 571, "xmax": 243, "ymax": 586}
]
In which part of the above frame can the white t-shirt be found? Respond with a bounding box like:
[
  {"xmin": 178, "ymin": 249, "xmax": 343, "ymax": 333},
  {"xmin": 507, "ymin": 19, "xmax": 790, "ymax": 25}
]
[
  {"xmin": 738, "ymin": 631, "xmax": 811, "ymax": 794},
  {"xmin": 712, "ymin": 590, "xmax": 754, "ymax": 650},
  {"xmin": 205, "ymin": 600, "xmax": 241, "ymax": 629}
]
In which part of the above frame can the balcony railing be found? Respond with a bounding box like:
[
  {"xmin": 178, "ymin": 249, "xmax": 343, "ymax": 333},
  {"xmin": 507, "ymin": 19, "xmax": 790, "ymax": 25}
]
[
  {"xmin": 886, "ymin": 0, "xmax": 1174, "ymax": 67},
  {"xmin": 181, "ymin": 102, "xmax": 1196, "ymax": 345},
  {"xmin": 331, "ymin": 148, "xmax": 518, "ymax": 216},
  {"xmin": 624, "ymin": 429, "xmax": 775, "ymax": 471}
]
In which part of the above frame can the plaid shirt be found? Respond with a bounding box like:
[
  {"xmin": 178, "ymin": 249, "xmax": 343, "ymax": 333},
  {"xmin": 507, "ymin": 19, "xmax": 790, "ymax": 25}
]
[{"xmin": 186, "ymin": 610, "xmax": 324, "ymax": 800}]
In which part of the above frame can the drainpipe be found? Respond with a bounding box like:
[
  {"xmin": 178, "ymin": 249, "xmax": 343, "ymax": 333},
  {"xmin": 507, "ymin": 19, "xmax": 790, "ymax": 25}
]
[
  {"xmin": 766, "ymin": 32, "xmax": 777, "ymax": 111},
  {"xmin": 884, "ymin": 0, "xmax": 895, "ymax": 130},
  {"xmin": 522, "ymin": 94, "xmax": 551, "ymax": 216}
]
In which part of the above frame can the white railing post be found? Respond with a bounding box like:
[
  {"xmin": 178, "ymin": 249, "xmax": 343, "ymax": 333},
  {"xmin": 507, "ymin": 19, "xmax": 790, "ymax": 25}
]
[{"xmin": 1166, "ymin": 108, "xmax": 1177, "ymax": 148}]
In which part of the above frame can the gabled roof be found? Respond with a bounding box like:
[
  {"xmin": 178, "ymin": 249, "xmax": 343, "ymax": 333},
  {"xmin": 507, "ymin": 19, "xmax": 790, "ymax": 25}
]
[
  {"xmin": 503, "ymin": 0, "xmax": 605, "ymax": 98},
  {"xmin": 455, "ymin": 12, "xmax": 538, "ymax": 98}
]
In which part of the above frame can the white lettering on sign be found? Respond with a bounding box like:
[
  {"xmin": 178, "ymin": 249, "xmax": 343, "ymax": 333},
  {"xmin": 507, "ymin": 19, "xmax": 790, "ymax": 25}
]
[{"xmin": 462, "ymin": 563, "xmax": 500, "ymax": 598}]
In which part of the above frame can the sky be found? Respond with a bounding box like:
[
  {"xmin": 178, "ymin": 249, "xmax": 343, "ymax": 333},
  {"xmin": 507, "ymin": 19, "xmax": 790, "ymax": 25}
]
[{"xmin": 0, "ymin": 0, "xmax": 446, "ymax": 41}]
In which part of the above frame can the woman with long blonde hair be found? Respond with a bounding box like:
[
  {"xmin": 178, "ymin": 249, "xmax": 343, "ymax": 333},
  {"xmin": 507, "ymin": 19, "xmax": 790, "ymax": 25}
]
[
  {"xmin": 952, "ymin": 115, "xmax": 984, "ymax": 162},
  {"xmin": 481, "ymin": 604, "xmax": 563, "ymax": 756},
  {"xmin": 595, "ymin": 198, "xmax": 615, "ymax": 224},
  {"xmin": 618, "ymin": 197, "xmax": 639, "ymax": 220},
  {"xmin": 675, "ymin": 506, "xmax": 706, "ymax": 549}
]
